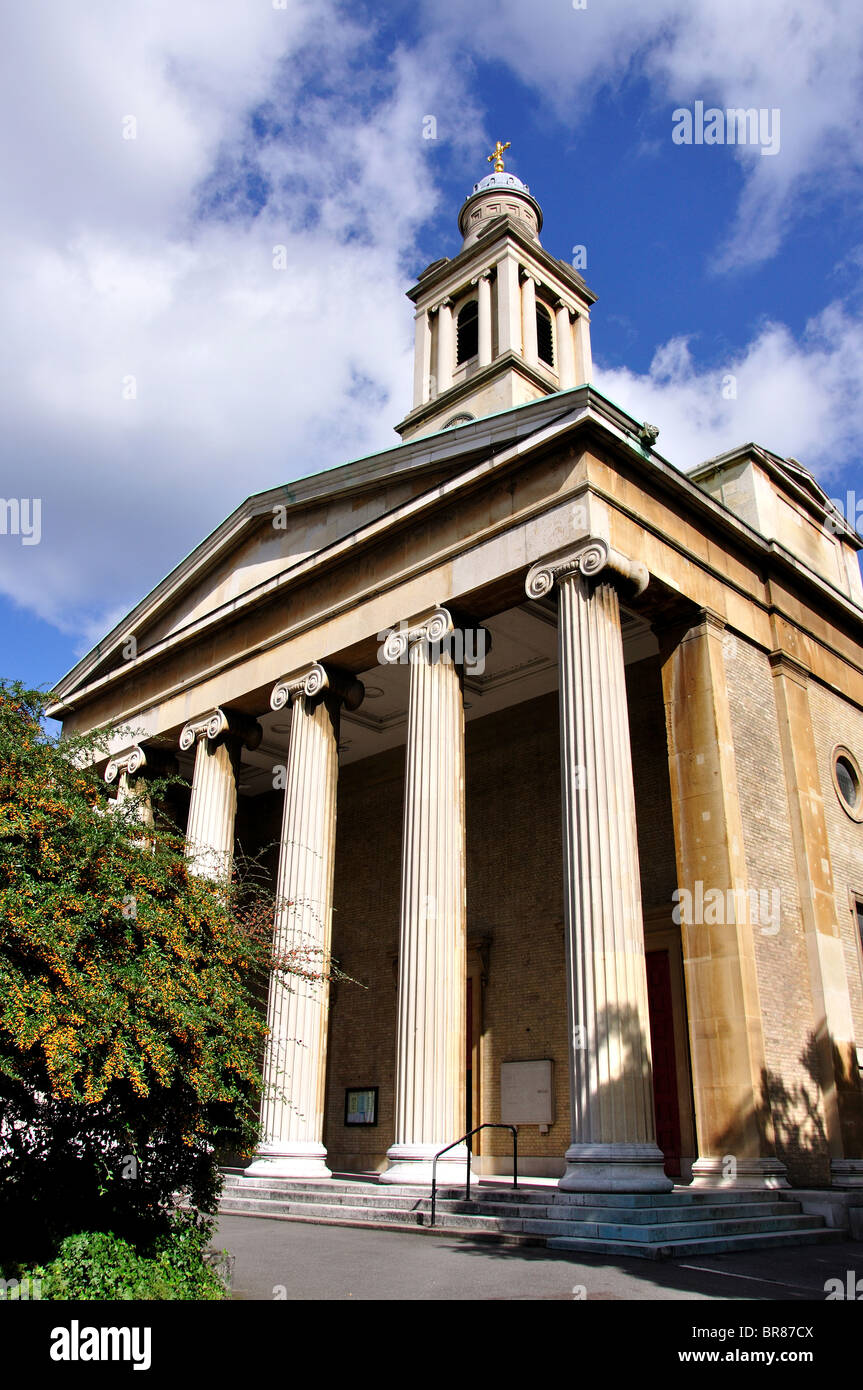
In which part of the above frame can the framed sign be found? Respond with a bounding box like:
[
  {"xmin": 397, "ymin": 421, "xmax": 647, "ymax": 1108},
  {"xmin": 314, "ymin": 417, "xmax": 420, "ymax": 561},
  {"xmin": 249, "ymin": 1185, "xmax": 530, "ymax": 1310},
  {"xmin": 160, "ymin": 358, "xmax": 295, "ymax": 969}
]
[{"xmin": 344, "ymin": 1086, "xmax": 378, "ymax": 1127}]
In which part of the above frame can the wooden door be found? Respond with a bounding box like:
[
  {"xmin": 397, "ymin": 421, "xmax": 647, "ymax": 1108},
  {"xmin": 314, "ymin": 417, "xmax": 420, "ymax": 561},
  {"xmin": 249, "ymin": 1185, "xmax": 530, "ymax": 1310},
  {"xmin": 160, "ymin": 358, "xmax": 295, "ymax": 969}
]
[{"xmin": 646, "ymin": 949, "xmax": 682, "ymax": 1178}]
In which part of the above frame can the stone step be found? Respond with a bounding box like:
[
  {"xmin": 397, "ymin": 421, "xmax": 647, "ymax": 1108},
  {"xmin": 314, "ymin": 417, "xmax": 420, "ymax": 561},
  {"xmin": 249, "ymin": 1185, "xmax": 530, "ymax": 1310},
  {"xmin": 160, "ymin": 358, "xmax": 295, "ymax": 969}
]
[
  {"xmin": 548, "ymin": 1228, "xmax": 842, "ymax": 1260},
  {"xmin": 223, "ymin": 1174, "xmax": 791, "ymax": 1209},
  {"xmin": 220, "ymin": 1184, "xmax": 801, "ymax": 1227},
  {"xmin": 219, "ymin": 1198, "xmax": 537, "ymax": 1237},
  {"xmin": 219, "ymin": 1196, "xmax": 837, "ymax": 1256},
  {"xmin": 549, "ymin": 1214, "xmax": 822, "ymax": 1242},
  {"xmin": 218, "ymin": 1173, "xmax": 836, "ymax": 1260},
  {"xmin": 219, "ymin": 1195, "xmax": 824, "ymax": 1241}
]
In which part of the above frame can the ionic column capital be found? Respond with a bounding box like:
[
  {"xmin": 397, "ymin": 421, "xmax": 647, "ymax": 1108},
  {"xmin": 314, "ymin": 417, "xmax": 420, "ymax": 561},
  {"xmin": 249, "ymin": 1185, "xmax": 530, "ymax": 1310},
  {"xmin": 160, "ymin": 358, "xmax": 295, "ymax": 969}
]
[
  {"xmin": 431, "ymin": 297, "xmax": 453, "ymax": 315},
  {"xmin": 554, "ymin": 297, "xmax": 576, "ymax": 319},
  {"xmin": 470, "ymin": 269, "xmax": 494, "ymax": 286},
  {"xmin": 271, "ymin": 662, "xmax": 364, "ymax": 713},
  {"xmin": 105, "ymin": 744, "xmax": 147, "ymax": 783},
  {"xmin": 380, "ymin": 607, "xmax": 456, "ymax": 663},
  {"xmin": 519, "ymin": 267, "xmax": 540, "ymax": 286},
  {"xmin": 179, "ymin": 707, "xmax": 262, "ymax": 753},
  {"xmin": 525, "ymin": 538, "xmax": 649, "ymax": 601}
]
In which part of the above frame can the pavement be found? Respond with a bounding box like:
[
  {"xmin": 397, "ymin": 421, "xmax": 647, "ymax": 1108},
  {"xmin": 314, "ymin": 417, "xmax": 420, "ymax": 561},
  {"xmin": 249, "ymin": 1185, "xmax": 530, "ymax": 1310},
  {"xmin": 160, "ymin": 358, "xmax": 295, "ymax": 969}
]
[{"xmin": 215, "ymin": 1212, "xmax": 863, "ymax": 1301}]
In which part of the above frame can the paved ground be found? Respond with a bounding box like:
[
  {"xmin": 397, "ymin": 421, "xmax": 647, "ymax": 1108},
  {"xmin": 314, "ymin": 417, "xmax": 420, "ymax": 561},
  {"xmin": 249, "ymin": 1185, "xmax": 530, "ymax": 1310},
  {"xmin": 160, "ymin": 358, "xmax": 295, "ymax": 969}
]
[{"xmin": 215, "ymin": 1213, "xmax": 863, "ymax": 1301}]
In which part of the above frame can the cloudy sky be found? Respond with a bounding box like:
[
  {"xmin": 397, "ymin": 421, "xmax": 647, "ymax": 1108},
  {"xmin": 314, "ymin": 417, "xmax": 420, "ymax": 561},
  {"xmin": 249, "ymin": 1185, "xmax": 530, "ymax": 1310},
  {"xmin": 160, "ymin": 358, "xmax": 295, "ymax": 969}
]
[{"xmin": 2, "ymin": 0, "xmax": 862, "ymax": 692}]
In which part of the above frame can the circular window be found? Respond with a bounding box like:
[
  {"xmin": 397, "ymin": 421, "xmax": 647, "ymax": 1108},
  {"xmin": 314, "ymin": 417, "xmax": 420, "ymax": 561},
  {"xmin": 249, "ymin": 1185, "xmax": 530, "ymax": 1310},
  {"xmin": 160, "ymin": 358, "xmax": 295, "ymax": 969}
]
[{"xmin": 832, "ymin": 746, "xmax": 863, "ymax": 821}]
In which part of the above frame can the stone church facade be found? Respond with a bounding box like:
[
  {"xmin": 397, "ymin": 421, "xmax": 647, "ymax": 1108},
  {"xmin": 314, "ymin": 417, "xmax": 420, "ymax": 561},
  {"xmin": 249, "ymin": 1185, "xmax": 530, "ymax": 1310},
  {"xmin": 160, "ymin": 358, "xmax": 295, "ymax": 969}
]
[{"xmin": 49, "ymin": 154, "xmax": 863, "ymax": 1195}]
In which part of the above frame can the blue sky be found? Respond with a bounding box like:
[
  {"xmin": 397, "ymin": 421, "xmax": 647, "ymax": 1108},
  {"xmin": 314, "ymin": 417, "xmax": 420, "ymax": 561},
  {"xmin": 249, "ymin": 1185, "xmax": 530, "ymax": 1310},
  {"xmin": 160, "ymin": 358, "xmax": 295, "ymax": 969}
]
[{"xmin": 1, "ymin": 0, "xmax": 861, "ymax": 699}]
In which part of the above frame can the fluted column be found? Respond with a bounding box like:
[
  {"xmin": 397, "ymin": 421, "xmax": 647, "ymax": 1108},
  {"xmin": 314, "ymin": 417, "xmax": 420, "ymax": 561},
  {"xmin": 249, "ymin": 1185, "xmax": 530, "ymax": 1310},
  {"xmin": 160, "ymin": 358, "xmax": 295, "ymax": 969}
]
[
  {"xmin": 555, "ymin": 301, "xmax": 576, "ymax": 389},
  {"xmin": 105, "ymin": 745, "xmax": 152, "ymax": 822},
  {"xmin": 435, "ymin": 298, "xmax": 454, "ymax": 395},
  {"xmin": 180, "ymin": 708, "xmax": 261, "ymax": 881},
  {"xmin": 526, "ymin": 539, "xmax": 672, "ymax": 1192},
  {"xmin": 476, "ymin": 271, "xmax": 493, "ymax": 367},
  {"xmin": 520, "ymin": 271, "xmax": 538, "ymax": 365},
  {"xmin": 105, "ymin": 744, "xmax": 177, "ymax": 843},
  {"xmin": 381, "ymin": 608, "xmax": 471, "ymax": 1184},
  {"xmin": 246, "ymin": 662, "xmax": 364, "ymax": 1180}
]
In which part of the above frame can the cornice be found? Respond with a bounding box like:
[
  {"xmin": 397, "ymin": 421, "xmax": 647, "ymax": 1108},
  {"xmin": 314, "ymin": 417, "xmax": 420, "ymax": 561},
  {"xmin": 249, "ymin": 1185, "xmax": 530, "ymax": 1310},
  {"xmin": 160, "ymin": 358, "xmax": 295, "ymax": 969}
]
[
  {"xmin": 48, "ymin": 391, "xmax": 863, "ymax": 723},
  {"xmin": 406, "ymin": 215, "xmax": 597, "ymax": 307}
]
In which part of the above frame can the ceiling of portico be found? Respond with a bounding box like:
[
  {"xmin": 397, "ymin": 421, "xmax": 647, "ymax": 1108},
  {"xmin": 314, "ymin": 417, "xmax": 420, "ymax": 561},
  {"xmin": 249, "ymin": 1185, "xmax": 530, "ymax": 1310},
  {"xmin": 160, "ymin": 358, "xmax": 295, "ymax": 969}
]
[{"xmin": 209, "ymin": 599, "xmax": 658, "ymax": 797}]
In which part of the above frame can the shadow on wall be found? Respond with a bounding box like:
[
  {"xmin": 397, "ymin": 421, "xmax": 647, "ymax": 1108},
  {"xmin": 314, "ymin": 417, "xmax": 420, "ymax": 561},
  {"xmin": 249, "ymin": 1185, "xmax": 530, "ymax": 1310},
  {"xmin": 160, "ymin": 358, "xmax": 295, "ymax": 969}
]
[{"xmin": 706, "ymin": 1031, "xmax": 844, "ymax": 1187}]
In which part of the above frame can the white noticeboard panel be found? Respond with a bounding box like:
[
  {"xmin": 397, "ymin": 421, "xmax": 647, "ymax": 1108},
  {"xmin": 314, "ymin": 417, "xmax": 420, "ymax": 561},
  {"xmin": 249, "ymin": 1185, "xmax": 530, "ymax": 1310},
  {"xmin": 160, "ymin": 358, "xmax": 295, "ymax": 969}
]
[{"xmin": 500, "ymin": 1059, "xmax": 554, "ymax": 1125}]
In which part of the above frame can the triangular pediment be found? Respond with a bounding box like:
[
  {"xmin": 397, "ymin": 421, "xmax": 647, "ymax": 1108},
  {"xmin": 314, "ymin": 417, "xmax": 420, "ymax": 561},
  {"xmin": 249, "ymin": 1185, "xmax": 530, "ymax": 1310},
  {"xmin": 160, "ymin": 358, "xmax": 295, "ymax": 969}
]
[{"xmin": 50, "ymin": 391, "xmax": 606, "ymax": 713}]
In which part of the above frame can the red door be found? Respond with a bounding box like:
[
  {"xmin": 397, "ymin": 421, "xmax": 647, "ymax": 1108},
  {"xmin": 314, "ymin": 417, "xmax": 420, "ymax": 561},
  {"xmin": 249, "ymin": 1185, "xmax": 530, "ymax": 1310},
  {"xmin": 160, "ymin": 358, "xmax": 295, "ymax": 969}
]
[
  {"xmin": 646, "ymin": 950, "xmax": 682, "ymax": 1178},
  {"xmin": 466, "ymin": 977, "xmax": 473, "ymax": 1134}
]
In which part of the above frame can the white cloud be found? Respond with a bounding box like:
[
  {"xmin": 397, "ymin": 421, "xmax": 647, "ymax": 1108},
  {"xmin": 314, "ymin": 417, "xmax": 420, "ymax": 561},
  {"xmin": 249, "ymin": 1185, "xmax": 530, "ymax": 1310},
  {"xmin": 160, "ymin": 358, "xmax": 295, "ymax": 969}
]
[
  {"xmin": 423, "ymin": 0, "xmax": 863, "ymax": 268},
  {"xmin": 0, "ymin": 3, "xmax": 482, "ymax": 644},
  {"xmin": 1, "ymin": 0, "xmax": 861, "ymax": 657},
  {"xmin": 596, "ymin": 297, "xmax": 863, "ymax": 479}
]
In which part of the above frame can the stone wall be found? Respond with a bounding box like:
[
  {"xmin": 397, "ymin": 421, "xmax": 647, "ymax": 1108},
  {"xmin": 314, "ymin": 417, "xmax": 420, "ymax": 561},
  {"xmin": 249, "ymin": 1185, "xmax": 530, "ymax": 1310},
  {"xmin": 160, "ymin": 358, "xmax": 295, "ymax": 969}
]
[
  {"xmin": 725, "ymin": 636, "xmax": 832, "ymax": 1184},
  {"xmin": 323, "ymin": 657, "xmax": 681, "ymax": 1175}
]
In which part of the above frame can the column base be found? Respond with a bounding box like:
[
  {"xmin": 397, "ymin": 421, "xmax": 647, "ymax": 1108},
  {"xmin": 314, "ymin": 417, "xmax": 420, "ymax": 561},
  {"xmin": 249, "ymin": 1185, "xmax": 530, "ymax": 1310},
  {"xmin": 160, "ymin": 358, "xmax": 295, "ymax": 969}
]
[
  {"xmin": 689, "ymin": 1156, "xmax": 790, "ymax": 1190},
  {"xmin": 830, "ymin": 1159, "xmax": 863, "ymax": 1189},
  {"xmin": 559, "ymin": 1143, "xmax": 673, "ymax": 1193},
  {"xmin": 243, "ymin": 1142, "xmax": 332, "ymax": 1181},
  {"xmin": 381, "ymin": 1143, "xmax": 470, "ymax": 1186}
]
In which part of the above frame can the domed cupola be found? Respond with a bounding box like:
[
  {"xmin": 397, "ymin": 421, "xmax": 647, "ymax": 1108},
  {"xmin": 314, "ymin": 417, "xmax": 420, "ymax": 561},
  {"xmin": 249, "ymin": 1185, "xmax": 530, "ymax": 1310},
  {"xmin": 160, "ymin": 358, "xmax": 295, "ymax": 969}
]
[{"xmin": 458, "ymin": 144, "xmax": 543, "ymax": 248}]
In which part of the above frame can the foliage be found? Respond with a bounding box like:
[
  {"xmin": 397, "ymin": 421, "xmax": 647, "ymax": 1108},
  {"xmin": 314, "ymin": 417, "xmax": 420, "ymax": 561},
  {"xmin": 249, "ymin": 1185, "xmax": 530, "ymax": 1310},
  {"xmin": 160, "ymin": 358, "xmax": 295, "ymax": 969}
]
[
  {"xmin": 0, "ymin": 681, "xmax": 334, "ymax": 1271},
  {"xmin": 11, "ymin": 1212, "xmax": 228, "ymax": 1300}
]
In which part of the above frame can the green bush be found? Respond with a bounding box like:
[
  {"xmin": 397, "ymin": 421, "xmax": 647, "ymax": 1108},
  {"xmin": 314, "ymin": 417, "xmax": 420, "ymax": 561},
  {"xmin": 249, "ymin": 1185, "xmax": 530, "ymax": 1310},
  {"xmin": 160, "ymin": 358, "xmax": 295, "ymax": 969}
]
[{"xmin": 14, "ymin": 1215, "xmax": 229, "ymax": 1301}]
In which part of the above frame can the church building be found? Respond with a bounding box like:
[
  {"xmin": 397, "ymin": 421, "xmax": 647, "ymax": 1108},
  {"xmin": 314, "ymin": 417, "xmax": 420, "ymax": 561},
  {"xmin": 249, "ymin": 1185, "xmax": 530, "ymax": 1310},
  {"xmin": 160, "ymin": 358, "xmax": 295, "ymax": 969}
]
[{"xmin": 49, "ymin": 146, "xmax": 863, "ymax": 1222}]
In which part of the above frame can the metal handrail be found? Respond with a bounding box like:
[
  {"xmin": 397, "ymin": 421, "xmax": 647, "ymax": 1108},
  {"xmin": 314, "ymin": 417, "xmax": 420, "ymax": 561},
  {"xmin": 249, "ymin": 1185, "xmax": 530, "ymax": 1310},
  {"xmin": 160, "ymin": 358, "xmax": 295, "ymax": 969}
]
[{"xmin": 430, "ymin": 1123, "xmax": 518, "ymax": 1226}]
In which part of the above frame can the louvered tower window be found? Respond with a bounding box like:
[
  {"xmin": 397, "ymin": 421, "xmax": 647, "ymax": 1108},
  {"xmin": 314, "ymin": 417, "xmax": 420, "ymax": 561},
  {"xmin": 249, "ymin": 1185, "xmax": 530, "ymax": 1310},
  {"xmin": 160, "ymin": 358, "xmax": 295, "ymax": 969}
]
[
  {"xmin": 536, "ymin": 303, "xmax": 554, "ymax": 367},
  {"xmin": 456, "ymin": 300, "xmax": 479, "ymax": 364}
]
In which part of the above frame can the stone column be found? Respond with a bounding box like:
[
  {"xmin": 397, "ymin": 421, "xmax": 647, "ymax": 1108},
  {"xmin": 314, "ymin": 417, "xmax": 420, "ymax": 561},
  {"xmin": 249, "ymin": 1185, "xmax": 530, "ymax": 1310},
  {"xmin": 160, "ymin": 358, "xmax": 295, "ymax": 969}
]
[
  {"xmin": 476, "ymin": 272, "xmax": 493, "ymax": 368},
  {"xmin": 413, "ymin": 308, "xmax": 432, "ymax": 408},
  {"xmin": 555, "ymin": 301, "xmax": 576, "ymax": 389},
  {"xmin": 435, "ymin": 298, "xmax": 454, "ymax": 396},
  {"xmin": 105, "ymin": 745, "xmax": 153, "ymax": 823},
  {"xmin": 180, "ymin": 708, "xmax": 261, "ymax": 881},
  {"xmin": 770, "ymin": 650, "xmax": 863, "ymax": 1186},
  {"xmin": 246, "ymin": 662, "xmax": 364, "ymax": 1180},
  {"xmin": 495, "ymin": 253, "xmax": 521, "ymax": 356},
  {"xmin": 526, "ymin": 539, "xmax": 671, "ymax": 1192},
  {"xmin": 574, "ymin": 312, "xmax": 593, "ymax": 384},
  {"xmin": 105, "ymin": 744, "xmax": 177, "ymax": 842},
  {"xmin": 660, "ymin": 612, "xmax": 788, "ymax": 1187},
  {"xmin": 520, "ymin": 271, "xmax": 538, "ymax": 365},
  {"xmin": 381, "ymin": 608, "xmax": 474, "ymax": 1184}
]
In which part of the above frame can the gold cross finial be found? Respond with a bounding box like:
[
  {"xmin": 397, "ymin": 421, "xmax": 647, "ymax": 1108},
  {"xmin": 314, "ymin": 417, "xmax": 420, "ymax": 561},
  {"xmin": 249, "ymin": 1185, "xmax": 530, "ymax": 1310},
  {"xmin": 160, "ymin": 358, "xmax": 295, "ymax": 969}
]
[{"xmin": 487, "ymin": 140, "xmax": 511, "ymax": 173}]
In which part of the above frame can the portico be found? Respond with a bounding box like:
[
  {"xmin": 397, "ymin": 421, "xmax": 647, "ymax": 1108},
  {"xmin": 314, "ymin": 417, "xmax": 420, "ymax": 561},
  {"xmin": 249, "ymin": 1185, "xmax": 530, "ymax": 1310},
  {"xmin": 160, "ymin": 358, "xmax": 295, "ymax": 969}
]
[{"xmin": 51, "ymin": 149, "xmax": 863, "ymax": 1203}]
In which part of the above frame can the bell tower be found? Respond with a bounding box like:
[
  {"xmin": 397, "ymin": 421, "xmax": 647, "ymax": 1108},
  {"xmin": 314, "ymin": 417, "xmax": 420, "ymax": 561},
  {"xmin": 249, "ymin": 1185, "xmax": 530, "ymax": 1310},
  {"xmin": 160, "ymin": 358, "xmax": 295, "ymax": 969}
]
[{"xmin": 396, "ymin": 142, "xmax": 596, "ymax": 442}]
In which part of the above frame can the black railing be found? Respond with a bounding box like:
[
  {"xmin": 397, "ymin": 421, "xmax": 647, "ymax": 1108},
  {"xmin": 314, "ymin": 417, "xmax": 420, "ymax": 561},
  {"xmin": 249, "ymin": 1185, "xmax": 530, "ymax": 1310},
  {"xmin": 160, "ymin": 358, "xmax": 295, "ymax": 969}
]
[{"xmin": 429, "ymin": 1123, "xmax": 518, "ymax": 1226}]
